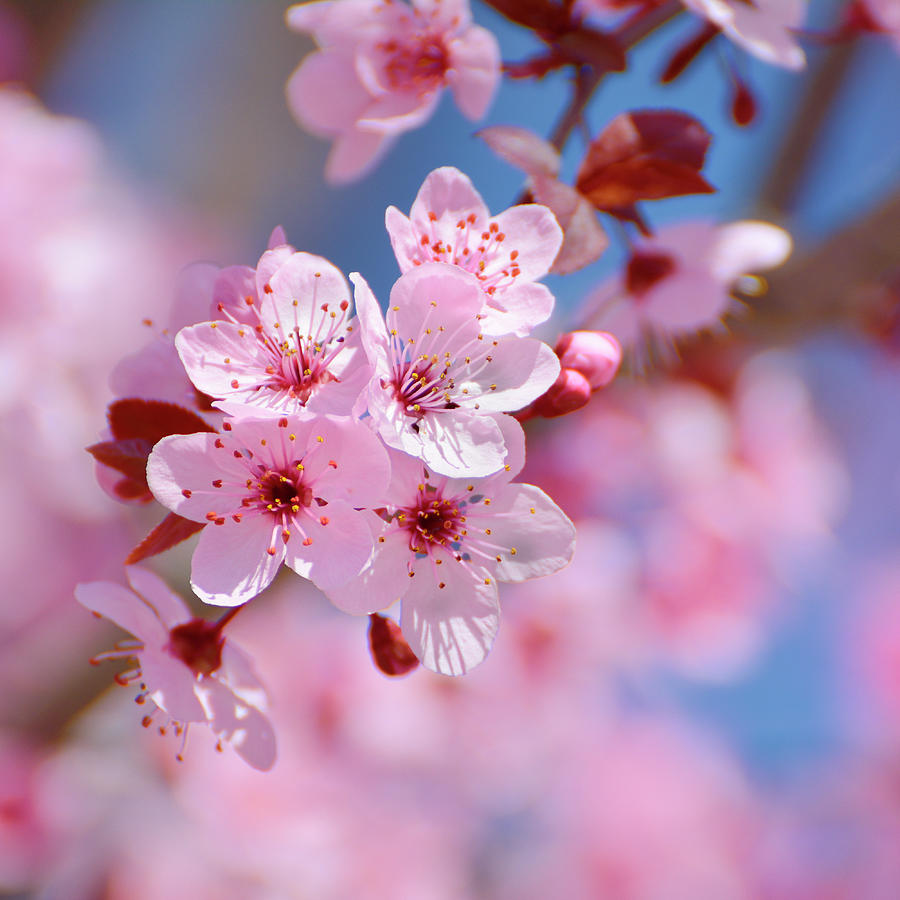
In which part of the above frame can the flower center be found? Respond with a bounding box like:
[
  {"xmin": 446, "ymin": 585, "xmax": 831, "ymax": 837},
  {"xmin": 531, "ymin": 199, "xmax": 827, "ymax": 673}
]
[
  {"xmin": 381, "ymin": 35, "xmax": 448, "ymax": 92},
  {"xmin": 404, "ymin": 492, "xmax": 464, "ymax": 554},
  {"xmin": 625, "ymin": 250, "xmax": 676, "ymax": 297},
  {"xmin": 253, "ymin": 468, "xmax": 312, "ymax": 514},
  {"xmin": 166, "ymin": 618, "xmax": 224, "ymax": 677}
]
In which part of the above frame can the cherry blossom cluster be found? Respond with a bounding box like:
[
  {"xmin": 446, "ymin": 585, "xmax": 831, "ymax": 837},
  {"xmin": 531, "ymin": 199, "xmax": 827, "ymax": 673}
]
[{"xmin": 80, "ymin": 166, "xmax": 594, "ymax": 766}]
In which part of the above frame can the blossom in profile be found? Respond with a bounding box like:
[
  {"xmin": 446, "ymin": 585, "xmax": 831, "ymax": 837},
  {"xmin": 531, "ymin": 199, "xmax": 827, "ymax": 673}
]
[
  {"xmin": 176, "ymin": 250, "xmax": 369, "ymax": 417},
  {"xmin": 584, "ymin": 220, "xmax": 792, "ymax": 363},
  {"xmin": 325, "ymin": 418, "xmax": 576, "ymax": 675},
  {"xmin": 680, "ymin": 0, "xmax": 808, "ymax": 69},
  {"xmin": 285, "ymin": 0, "xmax": 500, "ymax": 182},
  {"xmin": 352, "ymin": 263, "xmax": 559, "ymax": 477},
  {"xmin": 146, "ymin": 414, "xmax": 389, "ymax": 605},
  {"xmin": 385, "ymin": 166, "xmax": 563, "ymax": 336},
  {"xmin": 75, "ymin": 566, "xmax": 276, "ymax": 770}
]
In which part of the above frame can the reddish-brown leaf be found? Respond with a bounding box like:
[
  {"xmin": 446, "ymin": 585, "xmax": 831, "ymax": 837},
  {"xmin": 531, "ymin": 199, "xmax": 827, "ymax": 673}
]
[
  {"xmin": 125, "ymin": 512, "xmax": 205, "ymax": 565},
  {"xmin": 576, "ymin": 110, "xmax": 715, "ymax": 209},
  {"xmin": 87, "ymin": 438, "xmax": 154, "ymax": 484},
  {"xmin": 108, "ymin": 398, "xmax": 216, "ymax": 443},
  {"xmin": 368, "ymin": 614, "xmax": 419, "ymax": 677}
]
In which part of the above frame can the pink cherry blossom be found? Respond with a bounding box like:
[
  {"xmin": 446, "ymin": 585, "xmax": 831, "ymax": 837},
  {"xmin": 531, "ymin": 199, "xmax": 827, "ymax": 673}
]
[
  {"xmin": 146, "ymin": 414, "xmax": 389, "ymax": 605},
  {"xmin": 680, "ymin": 0, "xmax": 808, "ymax": 69},
  {"xmin": 385, "ymin": 166, "xmax": 563, "ymax": 335},
  {"xmin": 584, "ymin": 220, "xmax": 792, "ymax": 364},
  {"xmin": 325, "ymin": 418, "xmax": 576, "ymax": 675},
  {"xmin": 555, "ymin": 330, "xmax": 621, "ymax": 390},
  {"xmin": 75, "ymin": 566, "xmax": 276, "ymax": 770},
  {"xmin": 352, "ymin": 263, "xmax": 560, "ymax": 477},
  {"xmin": 286, "ymin": 0, "xmax": 501, "ymax": 183},
  {"xmin": 176, "ymin": 250, "xmax": 370, "ymax": 417}
]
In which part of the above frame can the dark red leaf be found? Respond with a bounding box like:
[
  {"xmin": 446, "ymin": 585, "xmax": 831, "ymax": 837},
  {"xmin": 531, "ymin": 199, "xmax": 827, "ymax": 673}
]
[
  {"xmin": 87, "ymin": 438, "xmax": 153, "ymax": 483},
  {"xmin": 368, "ymin": 614, "xmax": 419, "ymax": 677},
  {"xmin": 125, "ymin": 512, "xmax": 205, "ymax": 565},
  {"xmin": 731, "ymin": 78, "xmax": 757, "ymax": 126},
  {"xmin": 108, "ymin": 398, "xmax": 216, "ymax": 443},
  {"xmin": 576, "ymin": 110, "xmax": 715, "ymax": 209}
]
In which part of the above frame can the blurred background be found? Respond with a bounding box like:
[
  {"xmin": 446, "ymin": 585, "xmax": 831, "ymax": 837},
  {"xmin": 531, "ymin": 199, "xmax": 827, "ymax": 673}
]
[{"xmin": 1, "ymin": 0, "xmax": 900, "ymax": 897}]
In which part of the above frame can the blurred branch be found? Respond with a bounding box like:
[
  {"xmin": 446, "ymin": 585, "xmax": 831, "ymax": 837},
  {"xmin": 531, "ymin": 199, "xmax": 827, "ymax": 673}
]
[
  {"xmin": 758, "ymin": 34, "xmax": 858, "ymax": 216},
  {"xmin": 751, "ymin": 188, "xmax": 900, "ymax": 336}
]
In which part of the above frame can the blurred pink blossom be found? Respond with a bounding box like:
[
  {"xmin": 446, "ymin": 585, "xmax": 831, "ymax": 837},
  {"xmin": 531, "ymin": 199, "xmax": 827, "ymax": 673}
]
[
  {"xmin": 584, "ymin": 220, "xmax": 792, "ymax": 364},
  {"xmin": 680, "ymin": 0, "xmax": 808, "ymax": 69},
  {"xmin": 286, "ymin": 0, "xmax": 500, "ymax": 182},
  {"xmin": 385, "ymin": 166, "xmax": 562, "ymax": 335},
  {"xmin": 76, "ymin": 566, "xmax": 276, "ymax": 770}
]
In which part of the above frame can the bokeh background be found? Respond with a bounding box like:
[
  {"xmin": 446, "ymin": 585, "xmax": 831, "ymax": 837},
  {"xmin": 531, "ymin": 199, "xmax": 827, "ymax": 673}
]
[{"xmin": 2, "ymin": 0, "xmax": 900, "ymax": 897}]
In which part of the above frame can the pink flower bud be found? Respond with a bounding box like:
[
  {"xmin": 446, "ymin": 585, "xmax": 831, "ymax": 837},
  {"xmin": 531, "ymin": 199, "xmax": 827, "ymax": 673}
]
[
  {"xmin": 533, "ymin": 368, "xmax": 592, "ymax": 418},
  {"xmin": 555, "ymin": 330, "xmax": 622, "ymax": 390}
]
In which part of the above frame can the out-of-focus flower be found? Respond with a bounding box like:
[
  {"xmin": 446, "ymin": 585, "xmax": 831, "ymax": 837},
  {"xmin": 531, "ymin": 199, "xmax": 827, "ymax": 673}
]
[
  {"xmin": 177, "ymin": 250, "xmax": 369, "ymax": 417},
  {"xmin": 76, "ymin": 566, "xmax": 276, "ymax": 770},
  {"xmin": 352, "ymin": 264, "xmax": 559, "ymax": 477},
  {"xmin": 147, "ymin": 414, "xmax": 388, "ymax": 604},
  {"xmin": 585, "ymin": 220, "xmax": 792, "ymax": 364},
  {"xmin": 385, "ymin": 166, "xmax": 562, "ymax": 336},
  {"xmin": 325, "ymin": 419, "xmax": 576, "ymax": 675},
  {"xmin": 286, "ymin": 0, "xmax": 500, "ymax": 183},
  {"xmin": 680, "ymin": 0, "xmax": 808, "ymax": 69}
]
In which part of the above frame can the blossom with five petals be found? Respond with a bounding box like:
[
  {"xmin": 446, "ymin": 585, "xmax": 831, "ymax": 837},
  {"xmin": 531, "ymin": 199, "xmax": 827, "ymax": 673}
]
[
  {"xmin": 286, "ymin": 0, "xmax": 501, "ymax": 182},
  {"xmin": 75, "ymin": 566, "xmax": 276, "ymax": 770},
  {"xmin": 385, "ymin": 166, "xmax": 563, "ymax": 336},
  {"xmin": 146, "ymin": 414, "xmax": 389, "ymax": 605},
  {"xmin": 352, "ymin": 262, "xmax": 559, "ymax": 477},
  {"xmin": 324, "ymin": 419, "xmax": 576, "ymax": 675},
  {"xmin": 176, "ymin": 251, "xmax": 369, "ymax": 417}
]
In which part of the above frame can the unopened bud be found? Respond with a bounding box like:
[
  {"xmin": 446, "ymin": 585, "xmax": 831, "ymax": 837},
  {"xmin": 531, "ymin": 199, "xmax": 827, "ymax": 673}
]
[
  {"xmin": 555, "ymin": 330, "xmax": 621, "ymax": 390},
  {"xmin": 532, "ymin": 368, "xmax": 592, "ymax": 418}
]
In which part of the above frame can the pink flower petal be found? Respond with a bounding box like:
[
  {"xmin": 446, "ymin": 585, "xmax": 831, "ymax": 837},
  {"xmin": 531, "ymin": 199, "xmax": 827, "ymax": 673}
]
[
  {"xmin": 401, "ymin": 555, "xmax": 500, "ymax": 675},
  {"xmin": 471, "ymin": 483, "xmax": 576, "ymax": 583},
  {"xmin": 325, "ymin": 128, "xmax": 394, "ymax": 184},
  {"xmin": 197, "ymin": 678, "xmax": 277, "ymax": 771},
  {"xmin": 416, "ymin": 410, "xmax": 508, "ymax": 477},
  {"xmin": 446, "ymin": 25, "xmax": 501, "ymax": 120},
  {"xmin": 324, "ymin": 519, "xmax": 412, "ymax": 613},
  {"xmin": 490, "ymin": 203, "xmax": 563, "ymax": 281},
  {"xmin": 283, "ymin": 499, "xmax": 374, "ymax": 589},
  {"xmin": 711, "ymin": 221, "xmax": 792, "ymax": 281},
  {"xmin": 124, "ymin": 566, "xmax": 191, "ymax": 629},
  {"xmin": 140, "ymin": 647, "xmax": 208, "ymax": 723},
  {"xmin": 358, "ymin": 89, "xmax": 440, "ymax": 134},
  {"xmin": 169, "ymin": 263, "xmax": 219, "ymax": 332},
  {"xmin": 190, "ymin": 518, "xmax": 285, "ymax": 606},
  {"xmin": 409, "ymin": 165, "xmax": 489, "ymax": 226},
  {"xmin": 478, "ymin": 281, "xmax": 555, "ymax": 337},
  {"xmin": 286, "ymin": 51, "xmax": 371, "ymax": 136},
  {"xmin": 74, "ymin": 581, "xmax": 168, "ymax": 645},
  {"xmin": 265, "ymin": 251, "xmax": 351, "ymax": 322},
  {"xmin": 147, "ymin": 432, "xmax": 247, "ymax": 523},
  {"xmin": 213, "ymin": 265, "xmax": 258, "ymax": 322},
  {"xmin": 457, "ymin": 335, "xmax": 560, "ymax": 413}
]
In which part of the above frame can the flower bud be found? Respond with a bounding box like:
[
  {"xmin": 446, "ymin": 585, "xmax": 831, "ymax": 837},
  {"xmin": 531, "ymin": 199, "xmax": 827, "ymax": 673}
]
[
  {"xmin": 532, "ymin": 368, "xmax": 592, "ymax": 418},
  {"xmin": 555, "ymin": 330, "xmax": 622, "ymax": 390}
]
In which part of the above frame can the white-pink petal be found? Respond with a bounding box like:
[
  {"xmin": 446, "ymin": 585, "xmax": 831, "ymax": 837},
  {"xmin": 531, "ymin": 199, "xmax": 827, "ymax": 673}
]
[
  {"xmin": 190, "ymin": 518, "xmax": 285, "ymax": 606},
  {"xmin": 124, "ymin": 566, "xmax": 191, "ymax": 630},
  {"xmin": 446, "ymin": 25, "xmax": 501, "ymax": 120},
  {"xmin": 401, "ymin": 555, "xmax": 499, "ymax": 675},
  {"xmin": 74, "ymin": 581, "xmax": 168, "ymax": 646}
]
